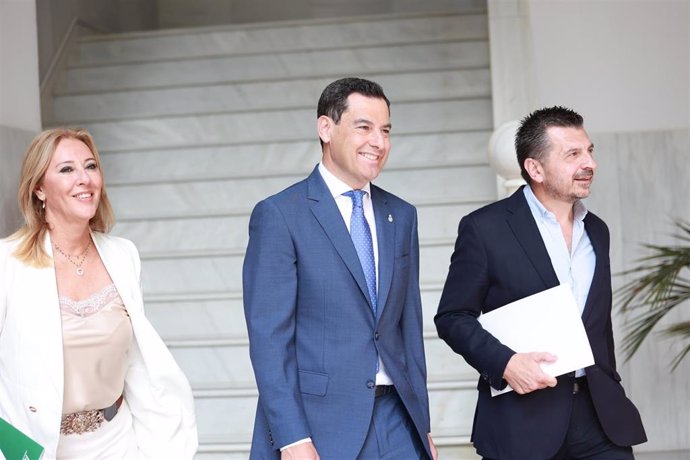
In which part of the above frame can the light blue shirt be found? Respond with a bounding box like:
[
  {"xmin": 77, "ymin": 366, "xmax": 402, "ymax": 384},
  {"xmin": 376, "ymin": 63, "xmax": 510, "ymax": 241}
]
[{"xmin": 523, "ymin": 186, "xmax": 595, "ymax": 376}]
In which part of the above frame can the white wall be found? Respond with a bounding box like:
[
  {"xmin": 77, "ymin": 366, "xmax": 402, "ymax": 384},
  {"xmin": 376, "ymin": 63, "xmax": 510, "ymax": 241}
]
[
  {"xmin": 528, "ymin": 0, "xmax": 689, "ymax": 133},
  {"xmin": 588, "ymin": 129, "xmax": 690, "ymax": 454},
  {"xmin": 0, "ymin": 0, "xmax": 41, "ymax": 132},
  {"xmin": 0, "ymin": 126, "xmax": 31, "ymax": 238},
  {"xmin": 0, "ymin": 0, "xmax": 42, "ymax": 237}
]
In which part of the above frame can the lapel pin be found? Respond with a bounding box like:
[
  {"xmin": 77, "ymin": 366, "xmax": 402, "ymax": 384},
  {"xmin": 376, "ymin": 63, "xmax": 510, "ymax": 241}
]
[{"xmin": 387, "ymin": 214, "xmax": 393, "ymax": 223}]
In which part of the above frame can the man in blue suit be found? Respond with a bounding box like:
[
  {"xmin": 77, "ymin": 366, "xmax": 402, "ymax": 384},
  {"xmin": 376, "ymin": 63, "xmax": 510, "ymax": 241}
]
[
  {"xmin": 435, "ymin": 107, "xmax": 646, "ymax": 459},
  {"xmin": 243, "ymin": 78, "xmax": 437, "ymax": 459}
]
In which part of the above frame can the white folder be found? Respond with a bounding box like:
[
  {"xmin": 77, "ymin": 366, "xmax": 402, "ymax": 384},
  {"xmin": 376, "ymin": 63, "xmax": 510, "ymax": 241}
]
[{"xmin": 478, "ymin": 284, "xmax": 595, "ymax": 396}]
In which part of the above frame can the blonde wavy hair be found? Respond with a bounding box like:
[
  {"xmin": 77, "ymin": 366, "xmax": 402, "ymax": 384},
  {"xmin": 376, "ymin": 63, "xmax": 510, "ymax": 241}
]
[{"xmin": 11, "ymin": 127, "xmax": 115, "ymax": 267}]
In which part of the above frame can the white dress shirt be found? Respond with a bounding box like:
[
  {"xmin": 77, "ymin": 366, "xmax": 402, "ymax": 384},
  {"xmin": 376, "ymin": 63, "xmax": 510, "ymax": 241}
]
[
  {"xmin": 318, "ymin": 162, "xmax": 392, "ymax": 385},
  {"xmin": 281, "ymin": 164, "xmax": 395, "ymax": 452},
  {"xmin": 523, "ymin": 185, "xmax": 595, "ymax": 377}
]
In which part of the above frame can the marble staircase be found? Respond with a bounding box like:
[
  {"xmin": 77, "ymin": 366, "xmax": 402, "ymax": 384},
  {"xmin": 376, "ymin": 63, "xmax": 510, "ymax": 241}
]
[{"xmin": 46, "ymin": 10, "xmax": 495, "ymax": 458}]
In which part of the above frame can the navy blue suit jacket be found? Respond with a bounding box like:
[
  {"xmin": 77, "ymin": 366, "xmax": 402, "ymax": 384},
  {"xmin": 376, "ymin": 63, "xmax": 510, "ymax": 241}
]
[
  {"xmin": 435, "ymin": 187, "xmax": 646, "ymax": 459},
  {"xmin": 243, "ymin": 166, "xmax": 432, "ymax": 459}
]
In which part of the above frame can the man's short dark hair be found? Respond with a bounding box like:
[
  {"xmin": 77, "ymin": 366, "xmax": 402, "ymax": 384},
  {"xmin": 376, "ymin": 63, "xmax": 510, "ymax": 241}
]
[
  {"xmin": 317, "ymin": 77, "xmax": 390, "ymax": 147},
  {"xmin": 515, "ymin": 106, "xmax": 584, "ymax": 183}
]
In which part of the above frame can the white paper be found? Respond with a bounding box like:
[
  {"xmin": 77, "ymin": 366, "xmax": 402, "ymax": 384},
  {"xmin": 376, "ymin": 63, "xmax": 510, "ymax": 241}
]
[{"xmin": 478, "ymin": 284, "xmax": 594, "ymax": 396}]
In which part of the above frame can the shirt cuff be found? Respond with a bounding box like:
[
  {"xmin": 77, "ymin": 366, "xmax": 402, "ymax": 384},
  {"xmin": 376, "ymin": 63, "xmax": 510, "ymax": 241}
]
[{"xmin": 280, "ymin": 437, "xmax": 312, "ymax": 451}]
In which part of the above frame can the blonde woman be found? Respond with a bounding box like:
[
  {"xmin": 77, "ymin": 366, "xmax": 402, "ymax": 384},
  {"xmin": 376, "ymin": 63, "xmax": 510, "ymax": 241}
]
[{"xmin": 0, "ymin": 128, "xmax": 197, "ymax": 459}]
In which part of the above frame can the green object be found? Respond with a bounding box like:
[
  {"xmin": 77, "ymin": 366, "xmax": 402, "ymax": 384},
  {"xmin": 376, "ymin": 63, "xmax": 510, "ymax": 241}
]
[
  {"xmin": 617, "ymin": 221, "xmax": 690, "ymax": 370},
  {"xmin": 0, "ymin": 417, "xmax": 44, "ymax": 460}
]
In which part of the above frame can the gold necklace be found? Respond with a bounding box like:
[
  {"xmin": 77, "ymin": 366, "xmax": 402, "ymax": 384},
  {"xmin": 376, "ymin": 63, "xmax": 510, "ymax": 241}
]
[{"xmin": 53, "ymin": 239, "xmax": 92, "ymax": 276}]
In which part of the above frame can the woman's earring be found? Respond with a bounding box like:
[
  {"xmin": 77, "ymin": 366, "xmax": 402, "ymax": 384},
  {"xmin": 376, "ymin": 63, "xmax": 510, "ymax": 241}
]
[{"xmin": 42, "ymin": 200, "xmax": 46, "ymax": 209}]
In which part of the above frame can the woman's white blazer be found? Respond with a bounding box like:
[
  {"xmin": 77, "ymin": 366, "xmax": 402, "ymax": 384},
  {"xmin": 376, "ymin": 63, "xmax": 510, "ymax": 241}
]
[{"xmin": 0, "ymin": 232, "xmax": 198, "ymax": 459}]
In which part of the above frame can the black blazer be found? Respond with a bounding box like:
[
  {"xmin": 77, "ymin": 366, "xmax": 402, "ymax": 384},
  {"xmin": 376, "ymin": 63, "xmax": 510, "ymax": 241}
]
[{"xmin": 435, "ymin": 187, "xmax": 646, "ymax": 460}]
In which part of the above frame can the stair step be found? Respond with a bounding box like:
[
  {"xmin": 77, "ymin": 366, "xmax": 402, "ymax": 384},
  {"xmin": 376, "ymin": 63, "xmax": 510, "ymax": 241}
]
[
  {"xmin": 169, "ymin": 334, "xmax": 474, "ymax": 392},
  {"xmin": 79, "ymin": 98, "xmax": 492, "ymax": 153},
  {"xmin": 194, "ymin": 438, "xmax": 479, "ymax": 459},
  {"xmin": 418, "ymin": 201, "xmax": 490, "ymax": 246},
  {"xmin": 165, "ymin": 328, "xmax": 454, "ymax": 351},
  {"xmin": 436, "ymin": 444, "xmax": 480, "ymax": 459},
  {"xmin": 143, "ymin": 282, "xmax": 451, "ymax": 343},
  {"xmin": 137, "ymin": 237, "xmax": 453, "ymax": 261},
  {"xmin": 113, "ymin": 215, "xmax": 252, "ymax": 255},
  {"xmin": 111, "ymin": 201, "xmax": 486, "ymax": 256},
  {"xmin": 144, "ymin": 294, "xmax": 249, "ymax": 341},
  {"xmin": 195, "ymin": 452, "xmax": 250, "ymax": 460},
  {"xmin": 51, "ymin": 68, "xmax": 490, "ymax": 124},
  {"xmin": 73, "ymin": 13, "xmax": 487, "ymax": 66},
  {"xmin": 190, "ymin": 379, "xmax": 476, "ymax": 442},
  {"xmin": 197, "ymin": 434, "xmax": 251, "ymax": 454},
  {"xmin": 144, "ymin": 289, "xmax": 465, "ymax": 393},
  {"xmin": 419, "ymin": 263, "xmax": 454, "ymax": 299},
  {"xmin": 102, "ymin": 140, "xmax": 319, "ymax": 184},
  {"xmin": 107, "ymin": 164, "xmax": 495, "ymax": 221},
  {"xmin": 141, "ymin": 253, "xmax": 242, "ymax": 296},
  {"xmin": 100, "ymin": 130, "xmax": 491, "ymax": 186},
  {"xmin": 57, "ymin": 41, "xmax": 489, "ymax": 94},
  {"xmin": 139, "ymin": 241, "xmax": 459, "ymax": 295},
  {"xmin": 136, "ymin": 239, "xmax": 457, "ymax": 292}
]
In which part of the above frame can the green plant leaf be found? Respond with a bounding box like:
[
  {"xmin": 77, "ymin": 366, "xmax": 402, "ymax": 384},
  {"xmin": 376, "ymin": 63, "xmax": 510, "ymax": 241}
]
[{"xmin": 616, "ymin": 221, "xmax": 690, "ymax": 370}]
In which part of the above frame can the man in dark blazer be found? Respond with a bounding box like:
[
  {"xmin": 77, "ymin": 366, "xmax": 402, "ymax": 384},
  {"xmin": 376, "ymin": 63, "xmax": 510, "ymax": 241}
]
[
  {"xmin": 435, "ymin": 106, "xmax": 646, "ymax": 459},
  {"xmin": 243, "ymin": 78, "xmax": 437, "ymax": 459}
]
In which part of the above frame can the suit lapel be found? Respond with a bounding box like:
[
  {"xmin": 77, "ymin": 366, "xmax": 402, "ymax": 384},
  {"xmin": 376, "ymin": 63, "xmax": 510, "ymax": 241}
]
[
  {"xmin": 307, "ymin": 168, "xmax": 374, "ymax": 314},
  {"xmin": 506, "ymin": 188, "xmax": 559, "ymax": 289},
  {"xmin": 372, "ymin": 186, "xmax": 393, "ymax": 321},
  {"xmin": 581, "ymin": 215, "xmax": 605, "ymax": 323}
]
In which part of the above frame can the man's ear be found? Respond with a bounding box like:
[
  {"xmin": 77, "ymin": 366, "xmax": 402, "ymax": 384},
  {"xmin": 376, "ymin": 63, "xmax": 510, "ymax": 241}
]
[
  {"xmin": 317, "ymin": 115, "xmax": 333, "ymax": 145},
  {"xmin": 524, "ymin": 158, "xmax": 544, "ymax": 184}
]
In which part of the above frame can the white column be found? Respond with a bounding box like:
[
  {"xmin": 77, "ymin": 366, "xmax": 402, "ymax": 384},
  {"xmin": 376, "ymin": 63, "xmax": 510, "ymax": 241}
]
[{"xmin": 487, "ymin": 0, "xmax": 534, "ymax": 197}]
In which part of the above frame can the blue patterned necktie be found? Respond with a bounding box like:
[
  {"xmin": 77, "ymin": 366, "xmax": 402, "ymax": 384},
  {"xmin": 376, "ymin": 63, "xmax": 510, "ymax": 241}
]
[{"xmin": 344, "ymin": 190, "xmax": 377, "ymax": 316}]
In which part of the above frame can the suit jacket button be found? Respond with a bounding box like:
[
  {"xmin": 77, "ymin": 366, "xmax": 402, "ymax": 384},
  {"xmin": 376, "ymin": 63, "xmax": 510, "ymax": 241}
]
[
  {"xmin": 29, "ymin": 406, "xmax": 37, "ymax": 412},
  {"xmin": 366, "ymin": 380, "xmax": 375, "ymax": 389},
  {"xmin": 374, "ymin": 332, "xmax": 380, "ymax": 340}
]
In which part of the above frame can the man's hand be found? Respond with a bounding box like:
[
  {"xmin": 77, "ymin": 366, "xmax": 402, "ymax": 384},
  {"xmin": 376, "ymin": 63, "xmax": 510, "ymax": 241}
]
[
  {"xmin": 427, "ymin": 433, "xmax": 438, "ymax": 460},
  {"xmin": 281, "ymin": 441, "xmax": 320, "ymax": 460},
  {"xmin": 503, "ymin": 352, "xmax": 557, "ymax": 394}
]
